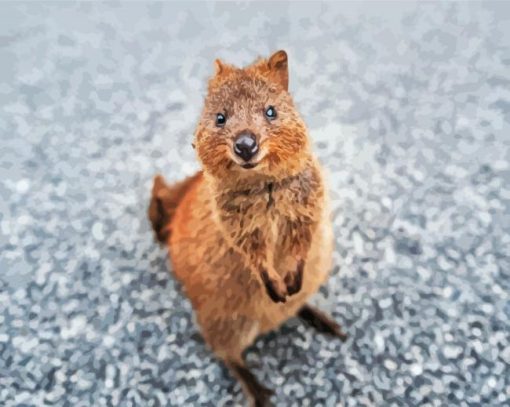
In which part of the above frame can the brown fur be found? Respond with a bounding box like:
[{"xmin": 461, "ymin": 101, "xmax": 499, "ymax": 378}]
[{"xmin": 148, "ymin": 50, "xmax": 345, "ymax": 406}]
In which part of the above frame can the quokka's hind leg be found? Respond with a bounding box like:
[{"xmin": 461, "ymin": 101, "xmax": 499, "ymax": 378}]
[
  {"xmin": 199, "ymin": 314, "xmax": 273, "ymax": 406},
  {"xmin": 297, "ymin": 303, "xmax": 348, "ymax": 342},
  {"xmin": 225, "ymin": 360, "xmax": 274, "ymax": 407}
]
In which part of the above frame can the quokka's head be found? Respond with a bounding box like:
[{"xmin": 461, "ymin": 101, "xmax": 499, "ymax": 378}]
[{"xmin": 194, "ymin": 50, "xmax": 310, "ymax": 181}]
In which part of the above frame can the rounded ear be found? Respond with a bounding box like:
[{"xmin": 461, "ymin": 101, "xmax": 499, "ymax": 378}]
[
  {"xmin": 214, "ymin": 58, "xmax": 225, "ymax": 75},
  {"xmin": 267, "ymin": 50, "xmax": 288, "ymax": 90}
]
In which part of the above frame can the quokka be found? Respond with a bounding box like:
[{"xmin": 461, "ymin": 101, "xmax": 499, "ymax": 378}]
[{"xmin": 149, "ymin": 50, "xmax": 347, "ymax": 406}]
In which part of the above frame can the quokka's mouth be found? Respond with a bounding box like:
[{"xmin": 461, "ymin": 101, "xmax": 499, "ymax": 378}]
[{"xmin": 227, "ymin": 159, "xmax": 259, "ymax": 170}]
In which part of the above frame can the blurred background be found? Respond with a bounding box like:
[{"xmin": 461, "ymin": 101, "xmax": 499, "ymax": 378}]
[{"xmin": 1, "ymin": 2, "xmax": 509, "ymax": 406}]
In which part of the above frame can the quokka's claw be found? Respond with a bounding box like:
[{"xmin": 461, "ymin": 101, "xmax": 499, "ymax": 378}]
[
  {"xmin": 285, "ymin": 259, "xmax": 304, "ymax": 296},
  {"xmin": 260, "ymin": 268, "xmax": 287, "ymax": 303}
]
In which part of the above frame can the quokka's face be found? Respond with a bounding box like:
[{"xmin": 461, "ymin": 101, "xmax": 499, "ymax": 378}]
[{"xmin": 194, "ymin": 51, "xmax": 310, "ymax": 180}]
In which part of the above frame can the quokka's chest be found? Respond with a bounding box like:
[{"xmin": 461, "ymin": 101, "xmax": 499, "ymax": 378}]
[
  {"xmin": 226, "ymin": 190, "xmax": 304, "ymax": 223},
  {"xmin": 224, "ymin": 194, "xmax": 315, "ymax": 248},
  {"xmin": 216, "ymin": 169, "xmax": 322, "ymax": 236}
]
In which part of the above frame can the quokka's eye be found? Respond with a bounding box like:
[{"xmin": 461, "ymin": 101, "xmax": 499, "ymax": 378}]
[
  {"xmin": 265, "ymin": 106, "xmax": 277, "ymax": 120},
  {"xmin": 216, "ymin": 113, "xmax": 226, "ymax": 127}
]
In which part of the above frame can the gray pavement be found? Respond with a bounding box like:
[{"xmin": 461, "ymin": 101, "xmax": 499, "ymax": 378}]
[{"xmin": 0, "ymin": 2, "xmax": 509, "ymax": 406}]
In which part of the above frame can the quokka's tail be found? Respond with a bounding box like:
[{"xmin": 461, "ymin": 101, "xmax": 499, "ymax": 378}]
[{"xmin": 148, "ymin": 172, "xmax": 201, "ymax": 242}]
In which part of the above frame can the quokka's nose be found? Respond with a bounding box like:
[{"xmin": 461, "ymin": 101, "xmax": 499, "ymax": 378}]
[{"xmin": 234, "ymin": 133, "xmax": 258, "ymax": 162}]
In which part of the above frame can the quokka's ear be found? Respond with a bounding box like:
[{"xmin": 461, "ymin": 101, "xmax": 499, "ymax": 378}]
[
  {"xmin": 214, "ymin": 58, "xmax": 236, "ymax": 78},
  {"xmin": 267, "ymin": 50, "xmax": 288, "ymax": 91},
  {"xmin": 214, "ymin": 58, "xmax": 225, "ymax": 75}
]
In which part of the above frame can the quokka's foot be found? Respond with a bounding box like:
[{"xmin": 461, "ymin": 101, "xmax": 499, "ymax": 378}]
[
  {"xmin": 298, "ymin": 303, "xmax": 348, "ymax": 341},
  {"xmin": 228, "ymin": 362, "xmax": 274, "ymax": 407},
  {"xmin": 284, "ymin": 259, "xmax": 304, "ymax": 296},
  {"xmin": 260, "ymin": 268, "xmax": 287, "ymax": 303}
]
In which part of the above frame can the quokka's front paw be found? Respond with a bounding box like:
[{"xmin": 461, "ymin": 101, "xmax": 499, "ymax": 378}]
[
  {"xmin": 284, "ymin": 259, "xmax": 304, "ymax": 296},
  {"xmin": 260, "ymin": 268, "xmax": 287, "ymax": 303}
]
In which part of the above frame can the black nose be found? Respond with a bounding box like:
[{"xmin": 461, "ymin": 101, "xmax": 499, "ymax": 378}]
[{"xmin": 234, "ymin": 133, "xmax": 258, "ymax": 162}]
